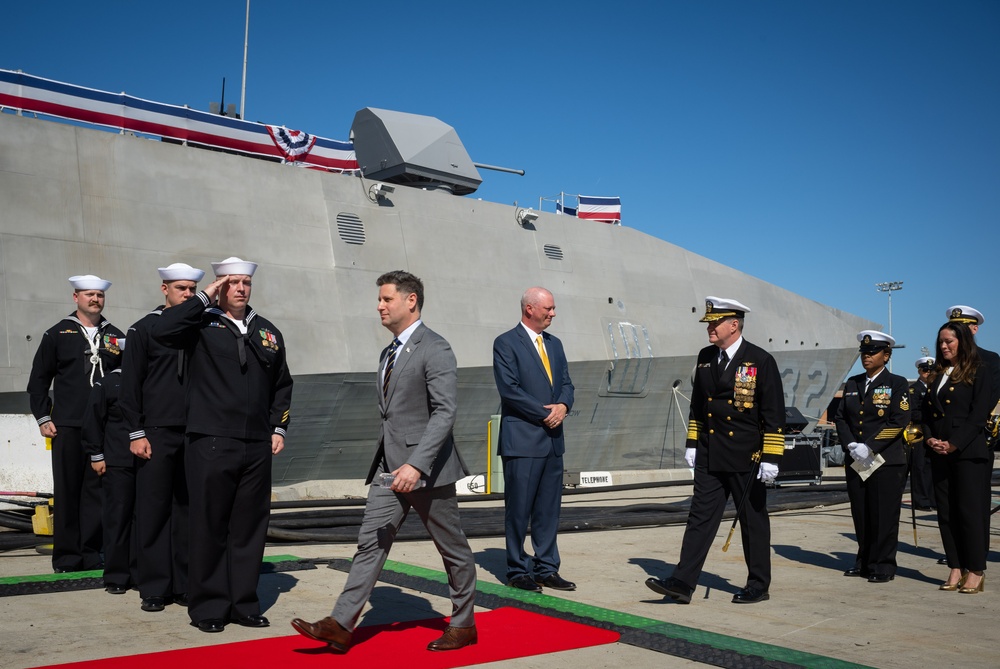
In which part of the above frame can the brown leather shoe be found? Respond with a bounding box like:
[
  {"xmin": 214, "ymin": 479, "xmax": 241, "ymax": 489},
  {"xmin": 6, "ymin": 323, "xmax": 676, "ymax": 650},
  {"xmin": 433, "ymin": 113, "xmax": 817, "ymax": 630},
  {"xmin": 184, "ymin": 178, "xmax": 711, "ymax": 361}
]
[
  {"xmin": 427, "ymin": 625, "xmax": 478, "ymax": 651},
  {"xmin": 290, "ymin": 616, "xmax": 352, "ymax": 653}
]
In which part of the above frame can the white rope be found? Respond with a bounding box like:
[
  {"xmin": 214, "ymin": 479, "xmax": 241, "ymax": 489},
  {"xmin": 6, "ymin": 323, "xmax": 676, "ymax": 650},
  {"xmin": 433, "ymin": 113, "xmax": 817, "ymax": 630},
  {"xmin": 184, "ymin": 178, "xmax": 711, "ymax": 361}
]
[
  {"xmin": 84, "ymin": 330, "xmax": 103, "ymax": 387},
  {"xmin": 671, "ymin": 385, "xmax": 691, "ymax": 425}
]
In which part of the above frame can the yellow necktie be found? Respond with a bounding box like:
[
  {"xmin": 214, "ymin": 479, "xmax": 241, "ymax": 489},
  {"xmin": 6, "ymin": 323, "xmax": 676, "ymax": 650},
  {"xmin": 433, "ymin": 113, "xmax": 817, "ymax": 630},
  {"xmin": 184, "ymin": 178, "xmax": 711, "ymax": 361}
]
[{"xmin": 536, "ymin": 336, "xmax": 553, "ymax": 384}]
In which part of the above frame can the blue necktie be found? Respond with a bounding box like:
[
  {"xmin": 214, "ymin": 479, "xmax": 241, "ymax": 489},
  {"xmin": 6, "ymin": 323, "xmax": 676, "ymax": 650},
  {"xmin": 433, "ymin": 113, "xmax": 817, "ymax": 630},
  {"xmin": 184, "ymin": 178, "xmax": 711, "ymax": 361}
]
[{"xmin": 382, "ymin": 338, "xmax": 401, "ymax": 398}]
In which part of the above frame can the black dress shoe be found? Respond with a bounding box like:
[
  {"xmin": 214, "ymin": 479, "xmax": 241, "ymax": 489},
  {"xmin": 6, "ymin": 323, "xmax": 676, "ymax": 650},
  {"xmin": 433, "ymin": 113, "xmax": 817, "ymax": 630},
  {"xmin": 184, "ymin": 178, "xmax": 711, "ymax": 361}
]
[
  {"xmin": 508, "ymin": 574, "xmax": 542, "ymax": 592},
  {"xmin": 172, "ymin": 593, "xmax": 188, "ymax": 607},
  {"xmin": 937, "ymin": 558, "xmax": 948, "ymax": 565},
  {"xmin": 194, "ymin": 619, "xmax": 226, "ymax": 633},
  {"xmin": 645, "ymin": 577, "xmax": 693, "ymax": 604},
  {"xmin": 843, "ymin": 568, "xmax": 864, "ymax": 577},
  {"xmin": 104, "ymin": 583, "xmax": 128, "ymax": 595},
  {"xmin": 233, "ymin": 615, "xmax": 270, "ymax": 628},
  {"xmin": 867, "ymin": 574, "xmax": 895, "ymax": 583},
  {"xmin": 141, "ymin": 596, "xmax": 167, "ymax": 612},
  {"xmin": 732, "ymin": 586, "xmax": 769, "ymax": 603},
  {"xmin": 535, "ymin": 573, "xmax": 576, "ymax": 591}
]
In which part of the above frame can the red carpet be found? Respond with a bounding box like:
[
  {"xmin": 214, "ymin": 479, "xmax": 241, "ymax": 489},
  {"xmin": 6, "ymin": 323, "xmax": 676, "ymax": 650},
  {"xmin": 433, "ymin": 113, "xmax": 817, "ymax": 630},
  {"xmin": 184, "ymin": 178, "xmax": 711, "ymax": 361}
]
[{"xmin": 31, "ymin": 607, "xmax": 620, "ymax": 669}]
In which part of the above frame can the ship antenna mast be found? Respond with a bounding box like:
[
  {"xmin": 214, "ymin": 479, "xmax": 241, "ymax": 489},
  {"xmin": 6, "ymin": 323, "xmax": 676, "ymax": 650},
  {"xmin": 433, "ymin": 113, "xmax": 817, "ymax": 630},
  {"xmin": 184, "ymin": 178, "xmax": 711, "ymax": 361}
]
[{"xmin": 240, "ymin": 0, "xmax": 250, "ymax": 120}]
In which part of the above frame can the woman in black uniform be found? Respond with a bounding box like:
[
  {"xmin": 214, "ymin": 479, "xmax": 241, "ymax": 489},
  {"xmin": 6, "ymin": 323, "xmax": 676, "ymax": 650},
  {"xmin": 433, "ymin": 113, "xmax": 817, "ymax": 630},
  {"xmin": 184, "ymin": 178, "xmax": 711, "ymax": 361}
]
[
  {"xmin": 925, "ymin": 322, "xmax": 994, "ymax": 593},
  {"xmin": 834, "ymin": 331, "xmax": 910, "ymax": 582}
]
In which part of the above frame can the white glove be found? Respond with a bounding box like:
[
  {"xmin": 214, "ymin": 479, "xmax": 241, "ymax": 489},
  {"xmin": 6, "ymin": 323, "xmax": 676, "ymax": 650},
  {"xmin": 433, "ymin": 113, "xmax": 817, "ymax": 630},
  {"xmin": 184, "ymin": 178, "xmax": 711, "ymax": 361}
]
[
  {"xmin": 684, "ymin": 447, "xmax": 696, "ymax": 468},
  {"xmin": 846, "ymin": 441, "xmax": 860, "ymax": 456},
  {"xmin": 758, "ymin": 462, "xmax": 779, "ymax": 482},
  {"xmin": 852, "ymin": 443, "xmax": 871, "ymax": 460}
]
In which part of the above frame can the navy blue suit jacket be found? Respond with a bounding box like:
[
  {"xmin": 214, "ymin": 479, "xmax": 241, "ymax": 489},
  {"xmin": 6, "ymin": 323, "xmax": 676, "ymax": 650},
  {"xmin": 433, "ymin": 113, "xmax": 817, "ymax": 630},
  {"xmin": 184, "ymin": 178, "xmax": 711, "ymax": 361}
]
[{"xmin": 493, "ymin": 325, "xmax": 574, "ymax": 458}]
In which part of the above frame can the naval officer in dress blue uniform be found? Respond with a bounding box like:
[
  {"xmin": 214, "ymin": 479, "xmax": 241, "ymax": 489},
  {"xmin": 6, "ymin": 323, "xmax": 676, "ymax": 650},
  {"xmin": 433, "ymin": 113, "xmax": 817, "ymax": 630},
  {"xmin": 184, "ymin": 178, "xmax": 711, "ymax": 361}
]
[
  {"xmin": 834, "ymin": 331, "xmax": 910, "ymax": 582},
  {"xmin": 646, "ymin": 297, "xmax": 785, "ymax": 604}
]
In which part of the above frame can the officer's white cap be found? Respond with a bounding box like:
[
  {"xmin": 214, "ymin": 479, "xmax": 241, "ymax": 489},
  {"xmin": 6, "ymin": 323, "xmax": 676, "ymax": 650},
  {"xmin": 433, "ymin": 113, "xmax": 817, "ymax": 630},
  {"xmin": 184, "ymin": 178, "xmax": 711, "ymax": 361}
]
[
  {"xmin": 157, "ymin": 263, "xmax": 205, "ymax": 282},
  {"xmin": 211, "ymin": 257, "xmax": 257, "ymax": 277},
  {"xmin": 946, "ymin": 305, "xmax": 983, "ymax": 326},
  {"xmin": 69, "ymin": 275, "xmax": 111, "ymax": 291},
  {"xmin": 699, "ymin": 296, "xmax": 751, "ymax": 323},
  {"xmin": 857, "ymin": 330, "xmax": 895, "ymax": 349},
  {"xmin": 915, "ymin": 356, "xmax": 935, "ymax": 369}
]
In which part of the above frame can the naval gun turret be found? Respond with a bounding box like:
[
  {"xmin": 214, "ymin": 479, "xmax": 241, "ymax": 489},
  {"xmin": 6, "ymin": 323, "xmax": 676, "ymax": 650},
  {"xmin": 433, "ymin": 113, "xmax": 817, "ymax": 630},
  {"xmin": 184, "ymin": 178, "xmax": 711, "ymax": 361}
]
[{"xmin": 350, "ymin": 107, "xmax": 483, "ymax": 195}]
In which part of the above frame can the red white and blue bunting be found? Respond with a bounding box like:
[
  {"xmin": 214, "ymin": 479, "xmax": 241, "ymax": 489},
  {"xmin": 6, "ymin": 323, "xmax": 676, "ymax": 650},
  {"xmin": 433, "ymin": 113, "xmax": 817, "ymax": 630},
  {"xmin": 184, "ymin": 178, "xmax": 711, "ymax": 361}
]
[{"xmin": 0, "ymin": 69, "xmax": 358, "ymax": 172}]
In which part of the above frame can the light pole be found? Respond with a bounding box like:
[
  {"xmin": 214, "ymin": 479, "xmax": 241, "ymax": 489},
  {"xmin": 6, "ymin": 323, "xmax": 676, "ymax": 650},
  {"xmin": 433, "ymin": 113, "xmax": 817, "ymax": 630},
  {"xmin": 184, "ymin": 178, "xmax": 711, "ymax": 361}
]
[{"xmin": 875, "ymin": 281, "xmax": 903, "ymax": 371}]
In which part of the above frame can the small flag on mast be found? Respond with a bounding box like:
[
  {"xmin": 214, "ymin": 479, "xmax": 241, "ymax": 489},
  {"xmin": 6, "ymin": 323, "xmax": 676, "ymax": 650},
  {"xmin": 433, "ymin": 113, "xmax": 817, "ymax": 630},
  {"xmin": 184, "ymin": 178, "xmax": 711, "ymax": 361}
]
[
  {"xmin": 556, "ymin": 202, "xmax": 577, "ymax": 216},
  {"xmin": 577, "ymin": 196, "xmax": 621, "ymax": 223}
]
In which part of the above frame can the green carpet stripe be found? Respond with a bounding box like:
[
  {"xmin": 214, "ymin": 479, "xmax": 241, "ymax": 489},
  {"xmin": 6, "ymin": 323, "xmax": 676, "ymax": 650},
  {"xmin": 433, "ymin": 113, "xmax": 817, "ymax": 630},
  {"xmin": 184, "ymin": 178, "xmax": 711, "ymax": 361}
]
[
  {"xmin": 380, "ymin": 559, "xmax": 873, "ymax": 669},
  {"xmin": 0, "ymin": 569, "xmax": 102, "ymax": 585},
  {"xmin": 0, "ymin": 554, "xmax": 302, "ymax": 586},
  {"xmin": 262, "ymin": 554, "xmax": 299, "ymax": 563}
]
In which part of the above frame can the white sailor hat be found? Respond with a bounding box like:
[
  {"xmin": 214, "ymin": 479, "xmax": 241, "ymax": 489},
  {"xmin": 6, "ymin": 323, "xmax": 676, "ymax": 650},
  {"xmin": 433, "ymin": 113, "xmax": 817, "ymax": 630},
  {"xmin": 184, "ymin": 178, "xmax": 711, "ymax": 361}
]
[
  {"xmin": 211, "ymin": 257, "xmax": 258, "ymax": 277},
  {"xmin": 157, "ymin": 262, "xmax": 205, "ymax": 282},
  {"xmin": 699, "ymin": 296, "xmax": 751, "ymax": 323},
  {"xmin": 915, "ymin": 356, "xmax": 935, "ymax": 369},
  {"xmin": 857, "ymin": 330, "xmax": 895, "ymax": 351},
  {"xmin": 68, "ymin": 274, "xmax": 111, "ymax": 291},
  {"xmin": 946, "ymin": 305, "xmax": 983, "ymax": 326}
]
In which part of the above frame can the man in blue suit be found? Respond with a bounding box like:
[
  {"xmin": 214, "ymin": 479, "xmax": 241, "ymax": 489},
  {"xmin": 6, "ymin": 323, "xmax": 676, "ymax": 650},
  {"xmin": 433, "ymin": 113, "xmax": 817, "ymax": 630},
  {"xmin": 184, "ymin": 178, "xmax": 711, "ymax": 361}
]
[{"xmin": 493, "ymin": 287, "xmax": 576, "ymax": 592}]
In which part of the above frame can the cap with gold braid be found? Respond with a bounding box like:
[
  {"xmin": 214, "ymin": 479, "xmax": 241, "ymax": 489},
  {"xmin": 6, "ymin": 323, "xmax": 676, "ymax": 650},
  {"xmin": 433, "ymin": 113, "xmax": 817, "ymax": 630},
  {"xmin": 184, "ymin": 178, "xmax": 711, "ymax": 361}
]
[
  {"xmin": 856, "ymin": 329, "xmax": 894, "ymax": 354},
  {"xmin": 946, "ymin": 305, "xmax": 984, "ymax": 326},
  {"xmin": 699, "ymin": 296, "xmax": 751, "ymax": 323}
]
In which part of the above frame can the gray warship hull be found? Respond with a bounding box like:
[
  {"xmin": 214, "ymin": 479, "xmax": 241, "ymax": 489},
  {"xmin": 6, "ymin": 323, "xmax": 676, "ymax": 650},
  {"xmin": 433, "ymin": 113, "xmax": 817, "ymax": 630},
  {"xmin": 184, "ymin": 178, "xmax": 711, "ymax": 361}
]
[{"xmin": 0, "ymin": 109, "xmax": 871, "ymax": 486}]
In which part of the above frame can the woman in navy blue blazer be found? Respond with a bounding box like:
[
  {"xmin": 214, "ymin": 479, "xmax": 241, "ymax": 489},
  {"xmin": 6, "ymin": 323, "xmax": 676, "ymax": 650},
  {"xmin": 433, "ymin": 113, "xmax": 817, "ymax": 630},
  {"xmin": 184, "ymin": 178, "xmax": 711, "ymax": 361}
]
[{"xmin": 924, "ymin": 322, "xmax": 994, "ymax": 594}]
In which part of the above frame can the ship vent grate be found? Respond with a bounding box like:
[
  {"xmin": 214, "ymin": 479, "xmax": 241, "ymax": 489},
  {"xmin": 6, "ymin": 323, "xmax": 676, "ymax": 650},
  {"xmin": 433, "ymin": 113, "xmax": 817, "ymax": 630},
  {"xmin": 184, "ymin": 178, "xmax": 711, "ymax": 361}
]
[
  {"xmin": 336, "ymin": 213, "xmax": 366, "ymax": 245},
  {"xmin": 542, "ymin": 244, "xmax": 564, "ymax": 260}
]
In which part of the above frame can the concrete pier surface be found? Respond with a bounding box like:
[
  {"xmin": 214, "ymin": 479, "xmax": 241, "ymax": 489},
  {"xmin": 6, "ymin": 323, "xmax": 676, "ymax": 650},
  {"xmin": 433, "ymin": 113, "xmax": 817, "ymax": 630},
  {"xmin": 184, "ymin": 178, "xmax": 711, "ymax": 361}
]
[{"xmin": 1, "ymin": 479, "xmax": 997, "ymax": 669}]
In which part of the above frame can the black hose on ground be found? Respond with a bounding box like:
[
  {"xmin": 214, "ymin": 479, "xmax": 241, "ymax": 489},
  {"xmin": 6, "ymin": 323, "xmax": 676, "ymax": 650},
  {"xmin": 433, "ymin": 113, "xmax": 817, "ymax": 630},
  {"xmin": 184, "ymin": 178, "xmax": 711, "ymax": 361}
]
[
  {"xmin": 0, "ymin": 509, "xmax": 34, "ymax": 533},
  {"xmin": 266, "ymin": 486, "xmax": 850, "ymax": 543}
]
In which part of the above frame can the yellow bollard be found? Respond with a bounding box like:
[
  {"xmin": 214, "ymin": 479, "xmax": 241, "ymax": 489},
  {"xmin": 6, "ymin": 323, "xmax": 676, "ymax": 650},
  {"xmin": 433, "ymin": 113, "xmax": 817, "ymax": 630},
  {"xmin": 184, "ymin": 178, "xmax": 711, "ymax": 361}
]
[{"xmin": 32, "ymin": 500, "xmax": 54, "ymax": 536}]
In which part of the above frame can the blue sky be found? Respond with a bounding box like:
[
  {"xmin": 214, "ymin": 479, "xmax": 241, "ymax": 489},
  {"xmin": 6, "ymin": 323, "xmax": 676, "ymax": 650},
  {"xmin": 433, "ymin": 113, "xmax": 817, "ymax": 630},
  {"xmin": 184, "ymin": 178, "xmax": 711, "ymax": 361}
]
[{"xmin": 5, "ymin": 1, "xmax": 998, "ymax": 377}]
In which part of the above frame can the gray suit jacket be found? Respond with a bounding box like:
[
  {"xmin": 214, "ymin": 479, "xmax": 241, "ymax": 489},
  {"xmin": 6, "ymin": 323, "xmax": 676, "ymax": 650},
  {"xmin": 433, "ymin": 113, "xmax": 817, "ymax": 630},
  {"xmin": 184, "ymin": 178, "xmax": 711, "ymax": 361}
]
[{"xmin": 365, "ymin": 323, "xmax": 469, "ymax": 487}]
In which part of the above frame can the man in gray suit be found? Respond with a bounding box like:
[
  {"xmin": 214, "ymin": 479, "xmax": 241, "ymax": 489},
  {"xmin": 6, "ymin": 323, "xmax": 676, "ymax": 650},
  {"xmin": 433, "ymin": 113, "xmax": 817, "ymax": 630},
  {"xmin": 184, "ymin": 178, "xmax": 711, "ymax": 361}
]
[{"xmin": 291, "ymin": 270, "xmax": 477, "ymax": 653}]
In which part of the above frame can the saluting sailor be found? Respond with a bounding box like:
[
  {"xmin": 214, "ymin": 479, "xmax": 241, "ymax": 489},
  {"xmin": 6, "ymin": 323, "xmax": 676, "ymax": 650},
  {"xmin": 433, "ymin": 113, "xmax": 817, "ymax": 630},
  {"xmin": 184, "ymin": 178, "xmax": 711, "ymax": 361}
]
[
  {"xmin": 152, "ymin": 257, "xmax": 292, "ymax": 633},
  {"xmin": 833, "ymin": 331, "xmax": 910, "ymax": 582},
  {"xmin": 646, "ymin": 297, "xmax": 785, "ymax": 605},
  {"xmin": 27, "ymin": 274, "xmax": 126, "ymax": 573}
]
